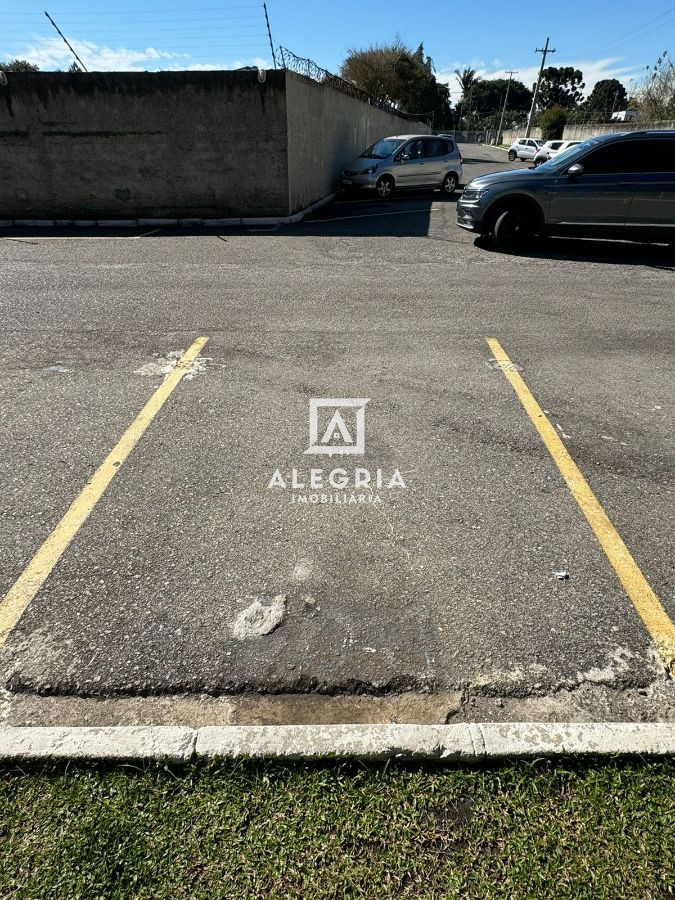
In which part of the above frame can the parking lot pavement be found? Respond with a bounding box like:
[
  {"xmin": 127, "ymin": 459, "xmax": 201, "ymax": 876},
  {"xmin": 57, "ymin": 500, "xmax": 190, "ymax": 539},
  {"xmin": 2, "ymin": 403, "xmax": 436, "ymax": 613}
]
[{"xmin": 0, "ymin": 145, "xmax": 673, "ymax": 725}]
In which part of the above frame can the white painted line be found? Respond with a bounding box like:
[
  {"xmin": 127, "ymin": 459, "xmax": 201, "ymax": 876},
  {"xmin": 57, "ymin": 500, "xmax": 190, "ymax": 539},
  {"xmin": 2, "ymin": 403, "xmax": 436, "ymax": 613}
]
[
  {"xmin": 307, "ymin": 208, "xmax": 440, "ymax": 224},
  {"xmin": 1, "ymin": 229, "xmax": 162, "ymax": 242},
  {"xmin": 0, "ymin": 723, "xmax": 672, "ymax": 760}
]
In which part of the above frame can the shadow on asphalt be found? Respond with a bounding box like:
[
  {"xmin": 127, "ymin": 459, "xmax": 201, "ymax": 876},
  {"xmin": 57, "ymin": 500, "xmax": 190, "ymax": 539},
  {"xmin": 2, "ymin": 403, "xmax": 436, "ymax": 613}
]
[
  {"xmin": 295, "ymin": 191, "xmax": 459, "ymax": 237},
  {"xmin": 0, "ymin": 193, "xmax": 458, "ymax": 242},
  {"xmin": 474, "ymin": 234, "xmax": 675, "ymax": 270}
]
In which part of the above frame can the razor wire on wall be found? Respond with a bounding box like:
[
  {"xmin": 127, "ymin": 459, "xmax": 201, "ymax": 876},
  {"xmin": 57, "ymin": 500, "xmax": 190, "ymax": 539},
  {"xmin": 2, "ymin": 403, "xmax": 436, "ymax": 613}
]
[{"xmin": 277, "ymin": 46, "xmax": 432, "ymax": 126}]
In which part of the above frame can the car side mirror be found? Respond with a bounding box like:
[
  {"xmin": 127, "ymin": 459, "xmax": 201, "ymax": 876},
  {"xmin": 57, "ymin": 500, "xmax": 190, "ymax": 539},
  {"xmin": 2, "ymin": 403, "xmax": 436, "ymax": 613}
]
[{"xmin": 567, "ymin": 163, "xmax": 583, "ymax": 178}]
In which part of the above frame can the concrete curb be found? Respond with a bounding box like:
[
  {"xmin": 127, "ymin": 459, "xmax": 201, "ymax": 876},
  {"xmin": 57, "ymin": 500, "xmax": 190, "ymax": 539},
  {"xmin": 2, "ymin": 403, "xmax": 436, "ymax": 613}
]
[
  {"xmin": 0, "ymin": 194, "xmax": 337, "ymax": 231},
  {"xmin": 0, "ymin": 723, "xmax": 672, "ymax": 761}
]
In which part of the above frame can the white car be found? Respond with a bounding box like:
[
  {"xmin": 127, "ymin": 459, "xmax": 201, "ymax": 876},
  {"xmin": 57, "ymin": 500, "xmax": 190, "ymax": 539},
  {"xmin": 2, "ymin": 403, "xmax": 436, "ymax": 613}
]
[
  {"xmin": 532, "ymin": 139, "xmax": 582, "ymax": 167},
  {"xmin": 507, "ymin": 137, "xmax": 544, "ymax": 161}
]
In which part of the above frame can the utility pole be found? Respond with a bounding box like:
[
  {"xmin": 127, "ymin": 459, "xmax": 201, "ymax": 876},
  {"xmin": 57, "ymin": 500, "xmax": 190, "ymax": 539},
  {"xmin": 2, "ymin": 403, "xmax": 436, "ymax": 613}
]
[
  {"xmin": 44, "ymin": 10, "xmax": 88, "ymax": 72},
  {"xmin": 263, "ymin": 3, "xmax": 277, "ymax": 69},
  {"xmin": 497, "ymin": 70, "xmax": 517, "ymax": 144},
  {"xmin": 525, "ymin": 37, "xmax": 555, "ymax": 137}
]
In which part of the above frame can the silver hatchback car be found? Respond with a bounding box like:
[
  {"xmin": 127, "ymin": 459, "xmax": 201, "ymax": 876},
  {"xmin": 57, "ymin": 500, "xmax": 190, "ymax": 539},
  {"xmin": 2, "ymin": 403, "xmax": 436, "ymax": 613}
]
[{"xmin": 340, "ymin": 134, "xmax": 463, "ymax": 198}]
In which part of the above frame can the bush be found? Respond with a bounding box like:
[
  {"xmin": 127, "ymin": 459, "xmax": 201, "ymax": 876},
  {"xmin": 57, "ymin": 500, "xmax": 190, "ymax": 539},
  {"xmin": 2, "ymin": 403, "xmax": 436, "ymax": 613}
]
[{"xmin": 538, "ymin": 105, "xmax": 567, "ymax": 140}]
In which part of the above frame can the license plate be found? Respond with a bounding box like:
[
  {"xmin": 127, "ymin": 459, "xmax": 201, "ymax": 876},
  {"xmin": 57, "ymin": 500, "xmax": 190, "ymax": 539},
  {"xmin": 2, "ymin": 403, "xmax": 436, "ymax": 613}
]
[{"xmin": 342, "ymin": 178, "xmax": 352, "ymax": 185}]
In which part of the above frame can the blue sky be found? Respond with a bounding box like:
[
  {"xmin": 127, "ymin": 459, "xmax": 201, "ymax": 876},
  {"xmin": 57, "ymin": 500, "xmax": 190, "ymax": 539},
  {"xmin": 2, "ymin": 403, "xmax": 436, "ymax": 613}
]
[{"xmin": 2, "ymin": 1, "xmax": 673, "ymax": 101}]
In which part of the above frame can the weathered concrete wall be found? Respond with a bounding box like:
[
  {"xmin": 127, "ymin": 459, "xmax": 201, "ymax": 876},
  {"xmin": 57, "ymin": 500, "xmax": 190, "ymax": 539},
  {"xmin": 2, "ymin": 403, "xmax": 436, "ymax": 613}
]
[
  {"xmin": 561, "ymin": 120, "xmax": 675, "ymax": 139},
  {"xmin": 285, "ymin": 72, "xmax": 431, "ymax": 213},
  {"xmin": 501, "ymin": 127, "xmax": 543, "ymax": 145},
  {"xmin": 500, "ymin": 121, "xmax": 675, "ymax": 147},
  {"xmin": 0, "ymin": 69, "xmax": 430, "ymax": 219},
  {"xmin": 0, "ymin": 70, "xmax": 289, "ymax": 218}
]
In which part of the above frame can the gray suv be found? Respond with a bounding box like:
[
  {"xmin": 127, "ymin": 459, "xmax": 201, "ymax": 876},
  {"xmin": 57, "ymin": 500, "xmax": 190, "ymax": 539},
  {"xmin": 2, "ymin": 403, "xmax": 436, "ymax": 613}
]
[{"xmin": 457, "ymin": 131, "xmax": 675, "ymax": 251}]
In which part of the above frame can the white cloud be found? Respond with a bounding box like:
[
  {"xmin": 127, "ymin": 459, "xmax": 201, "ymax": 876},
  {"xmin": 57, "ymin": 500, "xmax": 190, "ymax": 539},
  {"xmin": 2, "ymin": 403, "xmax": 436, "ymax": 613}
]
[
  {"xmin": 11, "ymin": 37, "xmax": 273, "ymax": 73},
  {"xmin": 17, "ymin": 36, "xmax": 178, "ymax": 71},
  {"xmin": 437, "ymin": 56, "xmax": 644, "ymax": 101},
  {"xmin": 160, "ymin": 56, "xmax": 272, "ymax": 72}
]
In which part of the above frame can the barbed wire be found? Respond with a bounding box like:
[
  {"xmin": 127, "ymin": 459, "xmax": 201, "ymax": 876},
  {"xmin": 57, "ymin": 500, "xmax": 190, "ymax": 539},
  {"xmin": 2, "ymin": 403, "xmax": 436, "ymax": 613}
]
[{"xmin": 277, "ymin": 46, "xmax": 430, "ymax": 124}]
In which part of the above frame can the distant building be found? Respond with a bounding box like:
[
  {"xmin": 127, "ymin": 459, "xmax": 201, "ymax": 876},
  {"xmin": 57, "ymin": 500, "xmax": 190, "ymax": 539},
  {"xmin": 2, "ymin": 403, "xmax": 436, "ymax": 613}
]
[{"xmin": 611, "ymin": 109, "xmax": 638, "ymax": 122}]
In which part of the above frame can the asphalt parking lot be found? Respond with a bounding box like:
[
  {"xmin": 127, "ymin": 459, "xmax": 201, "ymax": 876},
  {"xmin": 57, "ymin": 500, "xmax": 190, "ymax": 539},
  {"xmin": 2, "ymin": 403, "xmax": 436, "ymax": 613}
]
[{"xmin": 0, "ymin": 144, "xmax": 673, "ymax": 727}]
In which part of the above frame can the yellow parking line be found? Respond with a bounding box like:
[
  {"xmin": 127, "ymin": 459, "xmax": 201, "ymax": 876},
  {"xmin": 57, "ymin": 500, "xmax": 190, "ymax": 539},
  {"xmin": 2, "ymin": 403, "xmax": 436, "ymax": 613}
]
[
  {"xmin": 486, "ymin": 337, "xmax": 675, "ymax": 672},
  {"xmin": 0, "ymin": 336, "xmax": 209, "ymax": 646}
]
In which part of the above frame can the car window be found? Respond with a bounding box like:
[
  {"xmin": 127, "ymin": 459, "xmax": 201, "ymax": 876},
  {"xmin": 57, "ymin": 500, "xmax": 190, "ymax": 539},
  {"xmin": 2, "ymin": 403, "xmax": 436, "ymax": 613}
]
[
  {"xmin": 518, "ymin": 140, "xmax": 526, "ymax": 145},
  {"xmin": 444, "ymin": 139, "xmax": 454, "ymax": 154},
  {"xmin": 359, "ymin": 138, "xmax": 405, "ymax": 159},
  {"xmin": 628, "ymin": 139, "xmax": 675, "ymax": 173},
  {"xmin": 581, "ymin": 141, "xmax": 639, "ymax": 174},
  {"xmin": 404, "ymin": 139, "xmax": 425, "ymax": 160},
  {"xmin": 535, "ymin": 137, "xmax": 603, "ymax": 172},
  {"xmin": 424, "ymin": 138, "xmax": 449, "ymax": 158},
  {"xmin": 550, "ymin": 142, "xmax": 563, "ymax": 150}
]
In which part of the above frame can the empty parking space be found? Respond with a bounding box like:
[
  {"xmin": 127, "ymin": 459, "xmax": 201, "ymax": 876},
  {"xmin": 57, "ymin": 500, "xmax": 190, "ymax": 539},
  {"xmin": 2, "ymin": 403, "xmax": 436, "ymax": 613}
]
[{"xmin": 0, "ymin": 145, "xmax": 672, "ymax": 723}]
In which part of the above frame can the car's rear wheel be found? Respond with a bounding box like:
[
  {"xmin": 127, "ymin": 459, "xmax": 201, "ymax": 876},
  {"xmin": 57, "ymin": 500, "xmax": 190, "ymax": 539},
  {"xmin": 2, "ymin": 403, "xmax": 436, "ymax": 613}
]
[
  {"xmin": 376, "ymin": 175, "xmax": 394, "ymax": 199},
  {"xmin": 508, "ymin": 150, "xmax": 517, "ymax": 161},
  {"xmin": 491, "ymin": 205, "xmax": 536, "ymax": 252},
  {"xmin": 441, "ymin": 172, "xmax": 458, "ymax": 195}
]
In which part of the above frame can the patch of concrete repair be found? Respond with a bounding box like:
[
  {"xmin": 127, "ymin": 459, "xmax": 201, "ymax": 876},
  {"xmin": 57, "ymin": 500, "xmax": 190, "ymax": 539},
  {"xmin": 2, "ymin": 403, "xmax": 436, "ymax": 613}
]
[
  {"xmin": 134, "ymin": 349, "xmax": 209, "ymax": 380},
  {"xmin": 231, "ymin": 595, "xmax": 287, "ymax": 639},
  {"xmin": 2, "ymin": 681, "xmax": 672, "ymax": 728}
]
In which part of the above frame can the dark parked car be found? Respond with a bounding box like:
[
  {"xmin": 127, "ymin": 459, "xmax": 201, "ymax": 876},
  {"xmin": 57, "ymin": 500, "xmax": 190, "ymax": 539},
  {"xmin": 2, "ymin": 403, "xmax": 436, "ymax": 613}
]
[{"xmin": 457, "ymin": 131, "xmax": 675, "ymax": 251}]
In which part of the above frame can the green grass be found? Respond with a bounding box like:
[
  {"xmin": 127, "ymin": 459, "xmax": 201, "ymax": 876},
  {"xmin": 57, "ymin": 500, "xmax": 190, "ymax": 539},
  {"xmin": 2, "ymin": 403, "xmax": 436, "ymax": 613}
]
[{"xmin": 0, "ymin": 759, "xmax": 673, "ymax": 899}]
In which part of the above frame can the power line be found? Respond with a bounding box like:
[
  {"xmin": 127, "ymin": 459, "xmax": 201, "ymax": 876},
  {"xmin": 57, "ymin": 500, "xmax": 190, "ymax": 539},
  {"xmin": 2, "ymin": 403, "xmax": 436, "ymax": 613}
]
[
  {"xmin": 44, "ymin": 10, "xmax": 89, "ymax": 71},
  {"xmin": 2, "ymin": 5, "xmax": 265, "ymax": 16},
  {"xmin": 596, "ymin": 6, "xmax": 675, "ymax": 50},
  {"xmin": 525, "ymin": 37, "xmax": 555, "ymax": 137},
  {"xmin": 2, "ymin": 28, "xmax": 270, "ymax": 36}
]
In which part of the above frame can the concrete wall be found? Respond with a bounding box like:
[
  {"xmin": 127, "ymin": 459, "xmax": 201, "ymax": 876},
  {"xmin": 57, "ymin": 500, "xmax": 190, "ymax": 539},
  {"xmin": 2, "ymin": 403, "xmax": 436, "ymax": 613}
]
[
  {"xmin": 0, "ymin": 69, "xmax": 428, "ymax": 219},
  {"xmin": 285, "ymin": 72, "xmax": 430, "ymax": 213},
  {"xmin": 0, "ymin": 70, "xmax": 290, "ymax": 218},
  {"xmin": 500, "ymin": 120, "xmax": 675, "ymax": 147},
  {"xmin": 561, "ymin": 120, "xmax": 675, "ymax": 140},
  {"xmin": 501, "ymin": 127, "xmax": 543, "ymax": 145}
]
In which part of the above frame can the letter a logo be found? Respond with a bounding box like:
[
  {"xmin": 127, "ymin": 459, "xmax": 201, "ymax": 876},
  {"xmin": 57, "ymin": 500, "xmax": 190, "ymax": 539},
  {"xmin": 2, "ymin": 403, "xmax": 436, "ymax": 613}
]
[{"xmin": 305, "ymin": 398, "xmax": 369, "ymax": 456}]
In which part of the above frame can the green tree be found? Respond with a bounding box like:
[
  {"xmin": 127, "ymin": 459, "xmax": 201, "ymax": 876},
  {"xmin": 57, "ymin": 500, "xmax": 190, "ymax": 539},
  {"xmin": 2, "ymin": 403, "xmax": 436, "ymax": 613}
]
[
  {"xmin": 586, "ymin": 78, "xmax": 627, "ymax": 114},
  {"xmin": 340, "ymin": 41, "xmax": 452, "ymax": 127},
  {"xmin": 453, "ymin": 66, "xmax": 480, "ymax": 127},
  {"xmin": 0, "ymin": 59, "xmax": 39, "ymax": 72},
  {"xmin": 538, "ymin": 66, "xmax": 585, "ymax": 108},
  {"xmin": 538, "ymin": 104, "xmax": 567, "ymax": 140},
  {"xmin": 454, "ymin": 66, "xmax": 480, "ymax": 103},
  {"xmin": 395, "ymin": 43, "xmax": 451, "ymax": 127},
  {"xmin": 633, "ymin": 50, "xmax": 675, "ymax": 121},
  {"xmin": 340, "ymin": 42, "xmax": 404, "ymax": 105},
  {"xmin": 471, "ymin": 78, "xmax": 532, "ymax": 116}
]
